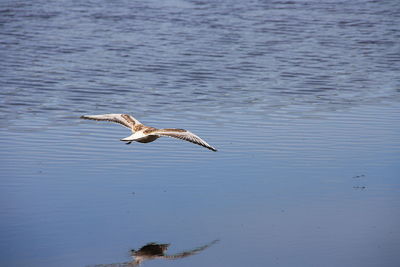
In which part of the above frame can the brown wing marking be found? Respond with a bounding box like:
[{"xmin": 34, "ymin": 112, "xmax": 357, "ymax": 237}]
[
  {"xmin": 161, "ymin": 128, "xmax": 186, "ymax": 132},
  {"xmin": 121, "ymin": 114, "xmax": 137, "ymax": 126},
  {"xmin": 80, "ymin": 114, "xmax": 141, "ymax": 131},
  {"xmin": 143, "ymin": 126, "xmax": 158, "ymax": 134}
]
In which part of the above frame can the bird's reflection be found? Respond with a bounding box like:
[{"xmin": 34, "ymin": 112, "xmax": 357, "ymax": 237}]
[{"xmin": 89, "ymin": 239, "xmax": 219, "ymax": 267}]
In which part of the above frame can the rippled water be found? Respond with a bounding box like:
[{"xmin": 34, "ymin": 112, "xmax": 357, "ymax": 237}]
[{"xmin": 1, "ymin": 0, "xmax": 400, "ymax": 266}]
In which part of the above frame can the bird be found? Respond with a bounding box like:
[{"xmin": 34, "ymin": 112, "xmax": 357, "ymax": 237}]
[
  {"xmin": 88, "ymin": 240, "xmax": 219, "ymax": 267},
  {"xmin": 80, "ymin": 114, "xmax": 217, "ymax": 152},
  {"xmin": 130, "ymin": 239, "xmax": 219, "ymax": 265}
]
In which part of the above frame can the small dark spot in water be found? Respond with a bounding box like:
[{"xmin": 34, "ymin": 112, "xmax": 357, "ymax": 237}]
[
  {"xmin": 353, "ymin": 186, "xmax": 366, "ymax": 190},
  {"xmin": 352, "ymin": 174, "xmax": 365, "ymax": 179}
]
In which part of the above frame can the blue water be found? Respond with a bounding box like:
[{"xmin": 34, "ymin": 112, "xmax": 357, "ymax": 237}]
[{"xmin": 1, "ymin": 0, "xmax": 400, "ymax": 266}]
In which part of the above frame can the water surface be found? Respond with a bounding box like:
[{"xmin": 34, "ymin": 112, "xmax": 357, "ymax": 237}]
[{"xmin": 1, "ymin": 0, "xmax": 399, "ymax": 266}]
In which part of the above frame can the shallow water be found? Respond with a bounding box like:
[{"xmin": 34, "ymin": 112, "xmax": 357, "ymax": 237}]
[{"xmin": 1, "ymin": 0, "xmax": 400, "ymax": 266}]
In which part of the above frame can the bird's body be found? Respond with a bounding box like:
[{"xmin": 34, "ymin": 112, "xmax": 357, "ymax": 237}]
[{"xmin": 80, "ymin": 114, "xmax": 217, "ymax": 151}]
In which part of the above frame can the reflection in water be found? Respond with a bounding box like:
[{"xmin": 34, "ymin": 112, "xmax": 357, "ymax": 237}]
[{"xmin": 89, "ymin": 239, "xmax": 219, "ymax": 267}]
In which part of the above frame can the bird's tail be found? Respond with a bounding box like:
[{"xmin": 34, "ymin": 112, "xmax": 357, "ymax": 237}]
[{"xmin": 120, "ymin": 133, "xmax": 136, "ymax": 142}]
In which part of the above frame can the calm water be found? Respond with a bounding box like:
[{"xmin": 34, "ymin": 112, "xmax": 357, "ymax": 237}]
[{"xmin": 1, "ymin": 0, "xmax": 400, "ymax": 266}]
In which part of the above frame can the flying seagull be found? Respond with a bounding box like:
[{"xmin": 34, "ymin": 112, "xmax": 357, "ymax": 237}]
[
  {"xmin": 88, "ymin": 239, "xmax": 219, "ymax": 267},
  {"xmin": 80, "ymin": 114, "xmax": 217, "ymax": 152},
  {"xmin": 130, "ymin": 239, "xmax": 219, "ymax": 265}
]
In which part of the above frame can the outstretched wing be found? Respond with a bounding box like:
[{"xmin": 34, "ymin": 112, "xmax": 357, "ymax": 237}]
[
  {"xmin": 87, "ymin": 261, "xmax": 139, "ymax": 267},
  {"xmin": 162, "ymin": 239, "xmax": 219, "ymax": 260},
  {"xmin": 151, "ymin": 128, "xmax": 217, "ymax": 152},
  {"xmin": 88, "ymin": 262, "xmax": 138, "ymax": 267},
  {"xmin": 80, "ymin": 114, "xmax": 141, "ymax": 131}
]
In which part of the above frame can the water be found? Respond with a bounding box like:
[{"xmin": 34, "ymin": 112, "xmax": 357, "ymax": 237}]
[{"xmin": 1, "ymin": 0, "xmax": 400, "ymax": 266}]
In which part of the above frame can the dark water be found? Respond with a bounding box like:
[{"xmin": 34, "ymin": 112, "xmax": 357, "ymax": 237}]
[{"xmin": 1, "ymin": 0, "xmax": 400, "ymax": 266}]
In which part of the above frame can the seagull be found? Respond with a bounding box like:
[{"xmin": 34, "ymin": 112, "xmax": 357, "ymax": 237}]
[
  {"xmin": 130, "ymin": 239, "xmax": 219, "ymax": 265},
  {"xmin": 80, "ymin": 114, "xmax": 217, "ymax": 152},
  {"xmin": 88, "ymin": 240, "xmax": 219, "ymax": 267}
]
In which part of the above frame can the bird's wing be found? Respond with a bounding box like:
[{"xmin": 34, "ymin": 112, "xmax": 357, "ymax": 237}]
[
  {"xmin": 151, "ymin": 128, "xmax": 217, "ymax": 152},
  {"xmin": 162, "ymin": 239, "xmax": 219, "ymax": 260},
  {"xmin": 87, "ymin": 260, "xmax": 139, "ymax": 267},
  {"xmin": 80, "ymin": 114, "xmax": 141, "ymax": 131}
]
